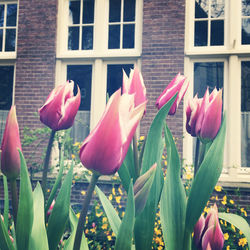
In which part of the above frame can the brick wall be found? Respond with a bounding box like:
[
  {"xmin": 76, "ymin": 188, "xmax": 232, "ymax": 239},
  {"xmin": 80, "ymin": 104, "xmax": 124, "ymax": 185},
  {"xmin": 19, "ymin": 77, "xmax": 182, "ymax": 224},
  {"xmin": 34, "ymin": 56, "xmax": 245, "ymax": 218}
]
[
  {"xmin": 14, "ymin": 0, "xmax": 58, "ymax": 164},
  {"xmin": 141, "ymin": 0, "xmax": 186, "ymax": 154}
]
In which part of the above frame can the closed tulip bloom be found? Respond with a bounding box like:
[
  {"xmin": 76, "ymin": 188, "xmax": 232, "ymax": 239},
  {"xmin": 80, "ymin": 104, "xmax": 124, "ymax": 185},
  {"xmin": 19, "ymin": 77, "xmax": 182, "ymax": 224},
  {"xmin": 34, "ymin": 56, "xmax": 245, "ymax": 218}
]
[
  {"xmin": 123, "ymin": 67, "xmax": 147, "ymax": 108},
  {"xmin": 1, "ymin": 106, "xmax": 21, "ymax": 180},
  {"xmin": 195, "ymin": 88, "xmax": 222, "ymax": 141},
  {"xmin": 155, "ymin": 73, "xmax": 189, "ymax": 115},
  {"xmin": 38, "ymin": 81, "xmax": 81, "ymax": 131},
  {"xmin": 193, "ymin": 214, "xmax": 205, "ymax": 247},
  {"xmin": 79, "ymin": 89, "xmax": 146, "ymax": 175}
]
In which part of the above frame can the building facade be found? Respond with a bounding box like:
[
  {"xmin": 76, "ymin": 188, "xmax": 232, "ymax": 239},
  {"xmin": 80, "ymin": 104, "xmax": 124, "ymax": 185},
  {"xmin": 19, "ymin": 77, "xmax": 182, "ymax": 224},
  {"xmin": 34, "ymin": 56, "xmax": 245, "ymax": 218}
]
[{"xmin": 0, "ymin": 0, "xmax": 249, "ymax": 185}]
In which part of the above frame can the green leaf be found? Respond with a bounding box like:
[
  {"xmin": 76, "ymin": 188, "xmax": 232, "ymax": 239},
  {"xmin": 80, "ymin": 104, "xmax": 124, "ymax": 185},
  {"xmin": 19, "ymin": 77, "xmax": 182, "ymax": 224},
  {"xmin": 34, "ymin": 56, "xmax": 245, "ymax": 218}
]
[
  {"xmin": 29, "ymin": 182, "xmax": 49, "ymax": 250},
  {"xmin": 114, "ymin": 180, "xmax": 135, "ymax": 250},
  {"xmin": 95, "ymin": 185, "xmax": 121, "ymax": 236},
  {"xmin": 16, "ymin": 150, "xmax": 34, "ymax": 250},
  {"xmin": 47, "ymin": 165, "xmax": 73, "ymax": 250},
  {"xmin": 160, "ymin": 125, "xmax": 186, "ymax": 250},
  {"xmin": 64, "ymin": 207, "xmax": 89, "ymax": 250},
  {"xmin": 219, "ymin": 212, "xmax": 250, "ymax": 248},
  {"xmin": 3, "ymin": 175, "xmax": 9, "ymax": 229},
  {"xmin": 134, "ymin": 94, "xmax": 177, "ymax": 250},
  {"xmin": 118, "ymin": 161, "xmax": 132, "ymax": 194},
  {"xmin": 0, "ymin": 213, "xmax": 15, "ymax": 250},
  {"xmin": 185, "ymin": 115, "xmax": 226, "ymax": 233}
]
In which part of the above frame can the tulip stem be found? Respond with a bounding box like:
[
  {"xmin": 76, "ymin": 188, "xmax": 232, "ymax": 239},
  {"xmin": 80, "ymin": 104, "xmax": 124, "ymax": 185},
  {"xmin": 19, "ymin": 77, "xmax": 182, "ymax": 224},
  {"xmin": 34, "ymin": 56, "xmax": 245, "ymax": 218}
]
[
  {"xmin": 10, "ymin": 179, "xmax": 18, "ymax": 227},
  {"xmin": 73, "ymin": 173, "xmax": 100, "ymax": 250},
  {"xmin": 133, "ymin": 134, "xmax": 140, "ymax": 178},
  {"xmin": 194, "ymin": 138, "xmax": 200, "ymax": 176},
  {"xmin": 41, "ymin": 129, "xmax": 56, "ymax": 196}
]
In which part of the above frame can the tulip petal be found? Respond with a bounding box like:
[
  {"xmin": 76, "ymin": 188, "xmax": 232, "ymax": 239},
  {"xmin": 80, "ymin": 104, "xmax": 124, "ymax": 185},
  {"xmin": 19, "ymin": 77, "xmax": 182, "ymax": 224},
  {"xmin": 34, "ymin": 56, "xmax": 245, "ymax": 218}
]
[{"xmin": 193, "ymin": 214, "xmax": 205, "ymax": 248}]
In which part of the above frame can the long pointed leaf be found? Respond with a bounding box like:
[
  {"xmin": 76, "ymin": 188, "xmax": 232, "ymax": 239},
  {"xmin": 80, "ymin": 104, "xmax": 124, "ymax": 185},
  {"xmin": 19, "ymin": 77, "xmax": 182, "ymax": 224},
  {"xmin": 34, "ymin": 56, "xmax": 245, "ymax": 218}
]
[
  {"xmin": 114, "ymin": 180, "xmax": 135, "ymax": 250},
  {"xmin": 219, "ymin": 212, "xmax": 250, "ymax": 248},
  {"xmin": 160, "ymin": 125, "xmax": 186, "ymax": 250},
  {"xmin": 47, "ymin": 165, "xmax": 73, "ymax": 250},
  {"xmin": 16, "ymin": 150, "xmax": 34, "ymax": 250},
  {"xmin": 29, "ymin": 183, "xmax": 49, "ymax": 250},
  {"xmin": 134, "ymin": 94, "xmax": 177, "ymax": 250},
  {"xmin": 118, "ymin": 162, "xmax": 131, "ymax": 194},
  {"xmin": 3, "ymin": 175, "xmax": 9, "ymax": 229},
  {"xmin": 0, "ymin": 213, "xmax": 15, "ymax": 250},
  {"xmin": 185, "ymin": 115, "xmax": 226, "ymax": 233}
]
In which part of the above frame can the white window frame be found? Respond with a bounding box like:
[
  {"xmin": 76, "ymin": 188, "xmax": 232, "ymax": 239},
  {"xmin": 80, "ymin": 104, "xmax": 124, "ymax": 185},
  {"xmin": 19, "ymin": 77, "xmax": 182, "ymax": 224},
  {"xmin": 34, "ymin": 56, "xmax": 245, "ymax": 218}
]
[
  {"xmin": 57, "ymin": 0, "xmax": 143, "ymax": 58},
  {"xmin": 184, "ymin": 0, "xmax": 250, "ymax": 183},
  {"xmin": 0, "ymin": 0, "xmax": 18, "ymax": 59}
]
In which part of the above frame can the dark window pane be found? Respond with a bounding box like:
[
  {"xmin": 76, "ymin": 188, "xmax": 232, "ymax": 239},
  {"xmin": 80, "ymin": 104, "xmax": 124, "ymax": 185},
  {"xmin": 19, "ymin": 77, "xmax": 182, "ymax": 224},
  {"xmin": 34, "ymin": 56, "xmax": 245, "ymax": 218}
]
[
  {"xmin": 242, "ymin": 18, "xmax": 250, "ymax": 44},
  {"xmin": 108, "ymin": 24, "xmax": 120, "ymax": 49},
  {"xmin": 241, "ymin": 61, "xmax": 250, "ymax": 167},
  {"xmin": 194, "ymin": 21, "xmax": 208, "ymax": 46},
  {"xmin": 68, "ymin": 27, "xmax": 79, "ymax": 50},
  {"xmin": 6, "ymin": 4, "xmax": 17, "ymax": 26},
  {"xmin": 211, "ymin": 20, "xmax": 224, "ymax": 45},
  {"xmin": 69, "ymin": 0, "xmax": 80, "ymax": 25},
  {"xmin": 107, "ymin": 64, "xmax": 134, "ymax": 97},
  {"xmin": 123, "ymin": 24, "xmax": 134, "ymax": 48},
  {"xmin": 242, "ymin": 0, "xmax": 250, "ymax": 16},
  {"xmin": 67, "ymin": 65, "xmax": 92, "ymax": 111},
  {"xmin": 82, "ymin": 0, "xmax": 94, "ymax": 24},
  {"xmin": 211, "ymin": 0, "xmax": 224, "ymax": 18},
  {"xmin": 0, "ymin": 66, "xmax": 14, "ymax": 110},
  {"xmin": 194, "ymin": 62, "xmax": 224, "ymax": 98},
  {"xmin": 0, "ymin": 29, "xmax": 3, "ymax": 51},
  {"xmin": 82, "ymin": 26, "xmax": 93, "ymax": 50},
  {"xmin": 109, "ymin": 0, "xmax": 121, "ymax": 22},
  {"xmin": 195, "ymin": 0, "xmax": 208, "ymax": 18},
  {"xmin": 0, "ymin": 5, "xmax": 4, "ymax": 27},
  {"xmin": 5, "ymin": 29, "xmax": 16, "ymax": 51},
  {"xmin": 124, "ymin": 0, "xmax": 135, "ymax": 21}
]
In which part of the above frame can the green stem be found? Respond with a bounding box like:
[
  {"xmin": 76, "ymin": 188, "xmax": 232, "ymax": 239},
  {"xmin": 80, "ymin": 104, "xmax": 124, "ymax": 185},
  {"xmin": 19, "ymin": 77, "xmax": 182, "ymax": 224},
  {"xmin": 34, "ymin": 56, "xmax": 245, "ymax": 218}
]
[
  {"xmin": 41, "ymin": 129, "xmax": 56, "ymax": 196},
  {"xmin": 73, "ymin": 173, "xmax": 100, "ymax": 250},
  {"xmin": 10, "ymin": 179, "xmax": 18, "ymax": 227},
  {"xmin": 183, "ymin": 230, "xmax": 192, "ymax": 250},
  {"xmin": 3, "ymin": 175, "xmax": 9, "ymax": 228},
  {"xmin": 194, "ymin": 138, "xmax": 200, "ymax": 176},
  {"xmin": 133, "ymin": 134, "xmax": 140, "ymax": 178}
]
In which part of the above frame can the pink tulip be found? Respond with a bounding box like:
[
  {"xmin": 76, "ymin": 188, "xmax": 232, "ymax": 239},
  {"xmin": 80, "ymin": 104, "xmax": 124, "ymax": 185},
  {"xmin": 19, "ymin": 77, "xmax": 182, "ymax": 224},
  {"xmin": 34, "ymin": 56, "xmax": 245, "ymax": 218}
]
[
  {"xmin": 79, "ymin": 89, "xmax": 146, "ymax": 175},
  {"xmin": 38, "ymin": 81, "xmax": 81, "ymax": 131},
  {"xmin": 123, "ymin": 67, "xmax": 147, "ymax": 108},
  {"xmin": 47, "ymin": 200, "xmax": 55, "ymax": 216},
  {"xmin": 1, "ymin": 106, "xmax": 21, "ymax": 180},
  {"xmin": 155, "ymin": 73, "xmax": 189, "ymax": 114},
  {"xmin": 193, "ymin": 214, "xmax": 205, "ymax": 247},
  {"xmin": 195, "ymin": 88, "xmax": 222, "ymax": 141}
]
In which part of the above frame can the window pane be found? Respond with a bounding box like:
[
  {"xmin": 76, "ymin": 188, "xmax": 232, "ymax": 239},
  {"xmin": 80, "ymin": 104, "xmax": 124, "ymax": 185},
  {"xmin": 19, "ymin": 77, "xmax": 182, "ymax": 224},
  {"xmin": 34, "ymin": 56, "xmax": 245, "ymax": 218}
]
[
  {"xmin": 211, "ymin": 0, "xmax": 224, "ymax": 18},
  {"xmin": 5, "ymin": 29, "xmax": 16, "ymax": 51},
  {"xmin": 195, "ymin": 0, "xmax": 208, "ymax": 18},
  {"xmin": 123, "ymin": 24, "xmax": 134, "ymax": 48},
  {"xmin": 194, "ymin": 21, "xmax": 208, "ymax": 46},
  {"xmin": 211, "ymin": 20, "xmax": 224, "ymax": 45},
  {"xmin": 0, "ymin": 66, "xmax": 14, "ymax": 110},
  {"xmin": 67, "ymin": 65, "xmax": 92, "ymax": 142},
  {"xmin": 241, "ymin": 61, "xmax": 250, "ymax": 167},
  {"xmin": 82, "ymin": 26, "xmax": 93, "ymax": 50},
  {"xmin": 69, "ymin": 0, "xmax": 80, "ymax": 25},
  {"xmin": 242, "ymin": 0, "xmax": 250, "ymax": 16},
  {"xmin": 107, "ymin": 64, "xmax": 134, "ymax": 97},
  {"xmin": 82, "ymin": 0, "xmax": 94, "ymax": 24},
  {"xmin": 108, "ymin": 24, "xmax": 120, "ymax": 49},
  {"xmin": 0, "ymin": 5, "xmax": 4, "ymax": 27},
  {"xmin": 68, "ymin": 27, "xmax": 79, "ymax": 50},
  {"xmin": 124, "ymin": 0, "xmax": 135, "ymax": 21},
  {"xmin": 109, "ymin": 0, "xmax": 121, "ymax": 22},
  {"xmin": 0, "ymin": 29, "xmax": 3, "ymax": 51},
  {"xmin": 242, "ymin": 18, "xmax": 250, "ymax": 44},
  {"xmin": 6, "ymin": 4, "xmax": 17, "ymax": 27}
]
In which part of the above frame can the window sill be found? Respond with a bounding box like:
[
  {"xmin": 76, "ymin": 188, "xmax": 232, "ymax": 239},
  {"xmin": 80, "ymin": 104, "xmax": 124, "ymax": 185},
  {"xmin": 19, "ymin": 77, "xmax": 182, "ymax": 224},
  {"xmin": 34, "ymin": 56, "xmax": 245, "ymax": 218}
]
[{"xmin": 0, "ymin": 52, "xmax": 16, "ymax": 60}]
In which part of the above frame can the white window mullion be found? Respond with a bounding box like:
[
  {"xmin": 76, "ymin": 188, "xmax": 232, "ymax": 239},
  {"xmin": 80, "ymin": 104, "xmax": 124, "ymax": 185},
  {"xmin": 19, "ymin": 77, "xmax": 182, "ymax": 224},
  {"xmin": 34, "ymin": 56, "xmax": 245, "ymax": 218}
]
[
  {"xmin": 120, "ymin": 0, "xmax": 124, "ymax": 49},
  {"xmin": 79, "ymin": 0, "xmax": 83, "ymax": 51}
]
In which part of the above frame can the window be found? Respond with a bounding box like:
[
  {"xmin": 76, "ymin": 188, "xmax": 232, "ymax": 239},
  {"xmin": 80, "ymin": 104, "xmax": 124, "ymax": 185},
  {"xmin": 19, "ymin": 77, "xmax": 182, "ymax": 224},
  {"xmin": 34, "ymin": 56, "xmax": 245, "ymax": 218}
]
[{"xmin": 184, "ymin": 0, "xmax": 250, "ymax": 180}]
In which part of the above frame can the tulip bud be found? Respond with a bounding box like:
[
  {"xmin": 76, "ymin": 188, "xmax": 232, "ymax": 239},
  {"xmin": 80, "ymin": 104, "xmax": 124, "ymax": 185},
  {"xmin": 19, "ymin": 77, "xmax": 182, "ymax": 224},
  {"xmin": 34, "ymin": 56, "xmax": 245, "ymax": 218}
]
[
  {"xmin": 123, "ymin": 67, "xmax": 147, "ymax": 108},
  {"xmin": 156, "ymin": 73, "xmax": 189, "ymax": 115},
  {"xmin": 1, "ymin": 106, "xmax": 21, "ymax": 180},
  {"xmin": 79, "ymin": 89, "xmax": 146, "ymax": 175},
  {"xmin": 47, "ymin": 200, "xmax": 55, "ymax": 216},
  {"xmin": 193, "ymin": 214, "xmax": 205, "ymax": 248},
  {"xmin": 38, "ymin": 81, "xmax": 81, "ymax": 131},
  {"xmin": 133, "ymin": 163, "xmax": 157, "ymax": 216}
]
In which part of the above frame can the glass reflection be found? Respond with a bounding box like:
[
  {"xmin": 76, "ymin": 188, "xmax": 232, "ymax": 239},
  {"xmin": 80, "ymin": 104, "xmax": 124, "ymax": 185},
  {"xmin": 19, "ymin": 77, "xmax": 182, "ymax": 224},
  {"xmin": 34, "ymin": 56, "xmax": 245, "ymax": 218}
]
[{"xmin": 242, "ymin": 0, "xmax": 250, "ymax": 16}]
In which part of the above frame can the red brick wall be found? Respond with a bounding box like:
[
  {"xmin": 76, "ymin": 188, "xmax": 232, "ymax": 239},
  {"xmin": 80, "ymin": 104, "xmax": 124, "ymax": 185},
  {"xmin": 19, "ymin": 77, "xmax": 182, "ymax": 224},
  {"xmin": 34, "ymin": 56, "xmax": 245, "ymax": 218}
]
[
  {"xmin": 14, "ymin": 0, "xmax": 58, "ymax": 163},
  {"xmin": 141, "ymin": 0, "xmax": 186, "ymax": 154}
]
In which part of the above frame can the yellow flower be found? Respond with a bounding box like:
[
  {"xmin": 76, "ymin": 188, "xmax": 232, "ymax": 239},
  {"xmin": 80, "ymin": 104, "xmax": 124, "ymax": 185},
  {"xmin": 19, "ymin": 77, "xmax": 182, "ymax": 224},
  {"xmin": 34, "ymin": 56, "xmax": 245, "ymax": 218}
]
[
  {"xmin": 226, "ymin": 245, "xmax": 230, "ymax": 250},
  {"xmin": 231, "ymin": 224, "xmax": 236, "ymax": 232},
  {"xmin": 118, "ymin": 187, "xmax": 123, "ymax": 195},
  {"xmin": 107, "ymin": 235, "xmax": 112, "ymax": 241},
  {"xmin": 229, "ymin": 199, "xmax": 234, "ymax": 204},
  {"xmin": 96, "ymin": 211, "xmax": 103, "ymax": 217},
  {"xmin": 204, "ymin": 206, "xmax": 209, "ymax": 214},
  {"xmin": 162, "ymin": 155, "xmax": 166, "ymax": 160},
  {"xmin": 102, "ymin": 217, "xmax": 108, "ymax": 223},
  {"xmin": 73, "ymin": 142, "xmax": 80, "ymax": 147},
  {"xmin": 115, "ymin": 196, "xmax": 121, "ymax": 204},
  {"xmin": 47, "ymin": 189, "xmax": 50, "ymax": 193},
  {"xmin": 154, "ymin": 227, "xmax": 161, "ymax": 235},
  {"xmin": 102, "ymin": 224, "xmax": 108, "ymax": 230},
  {"xmin": 112, "ymin": 232, "xmax": 115, "ymax": 237},
  {"xmin": 186, "ymin": 173, "xmax": 192, "ymax": 180},
  {"xmin": 164, "ymin": 160, "xmax": 167, "ymax": 166},
  {"xmin": 224, "ymin": 233, "xmax": 229, "ymax": 240},
  {"xmin": 109, "ymin": 194, "xmax": 113, "ymax": 201},
  {"xmin": 71, "ymin": 154, "xmax": 75, "ymax": 159},
  {"xmin": 220, "ymin": 220, "xmax": 224, "ymax": 225},
  {"xmin": 214, "ymin": 185, "xmax": 222, "ymax": 192},
  {"xmin": 112, "ymin": 187, "xmax": 116, "ymax": 196},
  {"xmin": 221, "ymin": 195, "xmax": 227, "ymax": 205},
  {"xmin": 90, "ymin": 227, "xmax": 96, "ymax": 233},
  {"xmin": 76, "ymin": 213, "xmax": 80, "ymax": 219},
  {"xmin": 81, "ymin": 190, "xmax": 86, "ymax": 196},
  {"xmin": 139, "ymin": 136, "xmax": 145, "ymax": 141},
  {"xmin": 241, "ymin": 207, "xmax": 247, "ymax": 217},
  {"xmin": 72, "ymin": 180, "xmax": 75, "ymax": 184},
  {"xmin": 238, "ymin": 238, "xmax": 247, "ymax": 247},
  {"xmin": 85, "ymin": 229, "xmax": 89, "ymax": 234}
]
